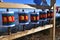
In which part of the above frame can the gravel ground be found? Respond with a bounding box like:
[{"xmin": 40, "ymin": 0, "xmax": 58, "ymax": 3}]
[
  {"xmin": 56, "ymin": 27, "xmax": 60, "ymax": 40},
  {"xmin": 0, "ymin": 27, "xmax": 59, "ymax": 40},
  {"xmin": 14, "ymin": 29, "xmax": 51, "ymax": 40},
  {"xmin": 14, "ymin": 28, "xmax": 60, "ymax": 40}
]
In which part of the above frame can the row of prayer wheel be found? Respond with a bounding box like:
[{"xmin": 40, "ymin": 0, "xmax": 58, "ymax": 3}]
[{"xmin": 0, "ymin": 10, "xmax": 54, "ymax": 27}]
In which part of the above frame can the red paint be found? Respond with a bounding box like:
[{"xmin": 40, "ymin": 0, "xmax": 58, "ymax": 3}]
[
  {"xmin": 2, "ymin": 16, "xmax": 7, "ymax": 22},
  {"xmin": 31, "ymin": 16, "xmax": 39, "ymax": 20},
  {"xmin": 2, "ymin": 16, "xmax": 14, "ymax": 23},
  {"xmin": 24, "ymin": 15, "xmax": 28, "ymax": 21},
  {"xmin": 8, "ymin": 16, "xmax": 14, "ymax": 22},
  {"xmin": 19, "ymin": 15, "xmax": 28, "ymax": 21}
]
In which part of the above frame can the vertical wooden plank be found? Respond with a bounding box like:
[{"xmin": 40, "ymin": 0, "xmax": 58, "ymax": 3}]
[
  {"xmin": 50, "ymin": 0, "xmax": 56, "ymax": 40},
  {"xmin": 53, "ymin": 3, "xmax": 56, "ymax": 40}
]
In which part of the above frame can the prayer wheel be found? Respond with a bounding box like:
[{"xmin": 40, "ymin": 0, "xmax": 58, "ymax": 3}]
[
  {"xmin": 47, "ymin": 10, "xmax": 54, "ymax": 24},
  {"xmin": 39, "ymin": 11, "xmax": 47, "ymax": 20},
  {"xmin": 1, "ymin": 12, "xmax": 15, "ymax": 27},
  {"xmin": 18, "ymin": 12, "xmax": 29, "ymax": 25},
  {"xmin": 47, "ymin": 11, "xmax": 54, "ymax": 18},
  {"xmin": 39, "ymin": 11, "xmax": 47, "ymax": 26},
  {"xmin": 30, "ymin": 12, "xmax": 39, "ymax": 24}
]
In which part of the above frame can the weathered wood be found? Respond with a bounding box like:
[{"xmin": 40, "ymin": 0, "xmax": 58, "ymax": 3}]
[
  {"xmin": 53, "ymin": 3, "xmax": 56, "ymax": 40},
  {"xmin": 0, "ymin": 2, "xmax": 51, "ymax": 9},
  {"xmin": 0, "ymin": 2, "xmax": 35, "ymax": 9},
  {"xmin": 27, "ymin": 4, "xmax": 50, "ymax": 9},
  {"xmin": 49, "ymin": 28, "xmax": 53, "ymax": 40},
  {"xmin": 51, "ymin": 0, "xmax": 56, "ymax": 6},
  {"xmin": 0, "ymin": 24, "xmax": 53, "ymax": 40}
]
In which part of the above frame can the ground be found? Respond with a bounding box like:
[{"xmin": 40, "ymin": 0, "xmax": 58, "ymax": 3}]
[{"xmin": 14, "ymin": 27, "xmax": 60, "ymax": 40}]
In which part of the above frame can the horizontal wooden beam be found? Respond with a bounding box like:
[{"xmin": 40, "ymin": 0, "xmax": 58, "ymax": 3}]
[
  {"xmin": 0, "ymin": 2, "xmax": 36, "ymax": 9},
  {"xmin": 0, "ymin": 2, "xmax": 51, "ymax": 9},
  {"xmin": 0, "ymin": 0, "xmax": 56, "ymax": 9},
  {"xmin": 0, "ymin": 24, "xmax": 53, "ymax": 40},
  {"xmin": 27, "ymin": 4, "xmax": 51, "ymax": 9}
]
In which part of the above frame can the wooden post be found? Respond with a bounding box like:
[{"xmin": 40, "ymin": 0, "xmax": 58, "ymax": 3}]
[
  {"xmin": 53, "ymin": 3, "xmax": 56, "ymax": 40},
  {"xmin": 50, "ymin": 3, "xmax": 56, "ymax": 40},
  {"xmin": 50, "ymin": 0, "xmax": 56, "ymax": 40},
  {"xmin": 50, "ymin": 28, "xmax": 53, "ymax": 40}
]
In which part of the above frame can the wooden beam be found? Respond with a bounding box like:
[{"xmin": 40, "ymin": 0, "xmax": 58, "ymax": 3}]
[
  {"xmin": 27, "ymin": 4, "xmax": 51, "ymax": 9},
  {"xmin": 0, "ymin": 24, "xmax": 53, "ymax": 40},
  {"xmin": 53, "ymin": 3, "xmax": 56, "ymax": 40},
  {"xmin": 0, "ymin": 2, "xmax": 36, "ymax": 9},
  {"xmin": 51, "ymin": 0, "xmax": 56, "ymax": 7},
  {"xmin": 0, "ymin": 0, "xmax": 55, "ymax": 9},
  {"xmin": 0, "ymin": 2, "xmax": 51, "ymax": 9}
]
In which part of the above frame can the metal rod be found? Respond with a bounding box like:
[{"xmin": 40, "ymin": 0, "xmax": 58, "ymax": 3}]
[
  {"xmin": 6, "ymin": 9, "xmax": 11, "ymax": 35},
  {"xmin": 22, "ymin": 9, "xmax": 25, "ymax": 31},
  {"xmin": 7, "ymin": 10, "xmax": 11, "ymax": 35},
  {"xmin": 8, "ymin": 27, "xmax": 11, "ymax": 35},
  {"xmin": 23, "ymin": 25, "xmax": 25, "ymax": 31}
]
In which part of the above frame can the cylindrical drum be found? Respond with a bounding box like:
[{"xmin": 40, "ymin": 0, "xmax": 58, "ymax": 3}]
[
  {"xmin": 47, "ymin": 10, "xmax": 54, "ymax": 19},
  {"xmin": 39, "ymin": 11, "xmax": 47, "ymax": 26},
  {"xmin": 0, "ymin": 12, "xmax": 15, "ymax": 27},
  {"xmin": 30, "ymin": 12, "xmax": 39, "ymax": 24},
  {"xmin": 39, "ymin": 11, "xmax": 47, "ymax": 20},
  {"xmin": 18, "ymin": 12, "xmax": 29, "ymax": 25},
  {"xmin": 47, "ymin": 10, "xmax": 54, "ymax": 24}
]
